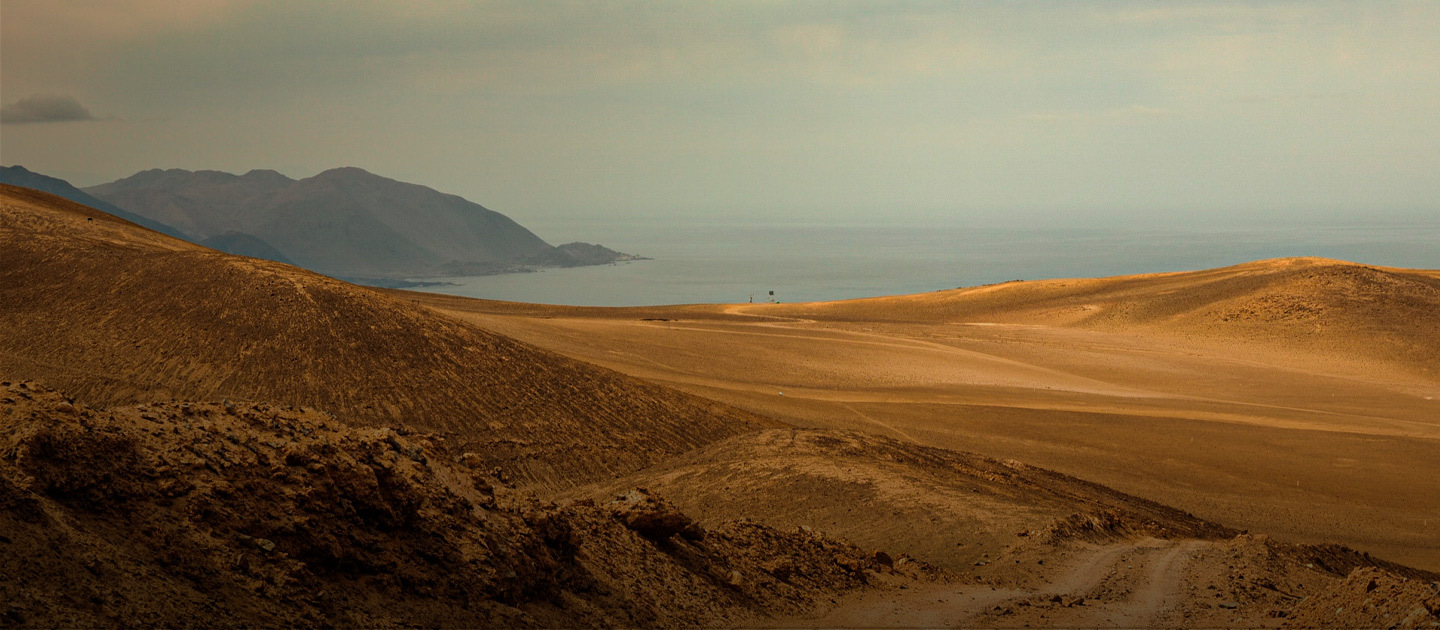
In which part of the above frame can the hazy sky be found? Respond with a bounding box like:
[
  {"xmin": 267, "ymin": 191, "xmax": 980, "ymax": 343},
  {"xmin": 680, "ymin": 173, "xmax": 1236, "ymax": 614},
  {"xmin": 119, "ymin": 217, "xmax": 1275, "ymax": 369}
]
[{"xmin": 3, "ymin": 1, "xmax": 1437, "ymax": 226}]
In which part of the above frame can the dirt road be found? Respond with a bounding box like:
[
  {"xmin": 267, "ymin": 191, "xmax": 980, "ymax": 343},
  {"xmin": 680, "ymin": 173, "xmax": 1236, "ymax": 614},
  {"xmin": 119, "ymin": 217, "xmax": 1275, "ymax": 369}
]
[{"xmin": 788, "ymin": 539, "xmax": 1212, "ymax": 628}]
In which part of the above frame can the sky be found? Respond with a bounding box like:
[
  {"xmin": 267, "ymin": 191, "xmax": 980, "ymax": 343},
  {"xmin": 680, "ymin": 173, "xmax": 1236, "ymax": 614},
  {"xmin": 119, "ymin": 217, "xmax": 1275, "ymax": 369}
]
[{"xmin": 2, "ymin": 1, "xmax": 1438, "ymax": 227}]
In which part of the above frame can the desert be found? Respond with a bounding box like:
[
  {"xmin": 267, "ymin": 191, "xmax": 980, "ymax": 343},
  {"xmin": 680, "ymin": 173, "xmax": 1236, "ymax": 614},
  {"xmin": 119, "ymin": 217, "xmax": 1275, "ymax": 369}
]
[
  {"xmin": 402, "ymin": 257, "xmax": 1440, "ymax": 575},
  {"xmin": 3, "ymin": 184, "xmax": 1439, "ymax": 627},
  {"xmin": 5, "ymin": 2, "xmax": 1439, "ymax": 627}
]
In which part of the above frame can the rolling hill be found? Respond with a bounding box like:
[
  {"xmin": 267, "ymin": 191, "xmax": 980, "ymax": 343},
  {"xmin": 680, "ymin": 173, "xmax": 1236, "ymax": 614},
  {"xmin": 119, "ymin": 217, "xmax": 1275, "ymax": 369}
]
[
  {"xmin": 0, "ymin": 184, "xmax": 767, "ymax": 492},
  {"xmin": 399, "ymin": 256, "xmax": 1440, "ymax": 573},
  {"xmin": 568, "ymin": 428, "xmax": 1238, "ymax": 574},
  {"xmin": 4, "ymin": 180, "xmax": 1438, "ymax": 626},
  {"xmin": 6, "ymin": 379, "xmax": 1431, "ymax": 628},
  {"xmin": 0, "ymin": 380, "xmax": 938, "ymax": 627},
  {"xmin": 763, "ymin": 257, "xmax": 1440, "ymax": 372},
  {"xmin": 0, "ymin": 165, "xmax": 190, "ymax": 240},
  {"xmin": 196, "ymin": 231, "xmax": 296, "ymax": 265}
]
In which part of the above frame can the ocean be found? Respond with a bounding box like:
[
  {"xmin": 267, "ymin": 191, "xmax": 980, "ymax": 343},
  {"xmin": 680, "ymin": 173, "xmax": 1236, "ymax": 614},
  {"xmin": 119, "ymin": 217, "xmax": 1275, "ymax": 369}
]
[{"xmin": 414, "ymin": 219, "xmax": 1440, "ymax": 307}]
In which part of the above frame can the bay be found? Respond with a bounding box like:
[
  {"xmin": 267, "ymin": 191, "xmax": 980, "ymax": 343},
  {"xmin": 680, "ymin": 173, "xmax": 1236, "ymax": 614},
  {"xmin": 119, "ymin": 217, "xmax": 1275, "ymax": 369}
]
[{"xmin": 414, "ymin": 220, "xmax": 1440, "ymax": 307}]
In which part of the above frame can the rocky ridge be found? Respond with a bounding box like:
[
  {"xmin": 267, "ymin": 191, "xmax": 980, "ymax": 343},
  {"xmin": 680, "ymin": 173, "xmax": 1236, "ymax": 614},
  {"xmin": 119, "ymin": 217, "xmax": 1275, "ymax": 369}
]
[{"xmin": 0, "ymin": 381, "xmax": 943, "ymax": 627}]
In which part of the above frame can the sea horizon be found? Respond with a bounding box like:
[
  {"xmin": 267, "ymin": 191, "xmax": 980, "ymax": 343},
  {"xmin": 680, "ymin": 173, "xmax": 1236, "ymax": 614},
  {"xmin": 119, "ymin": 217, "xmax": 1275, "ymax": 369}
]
[{"xmin": 413, "ymin": 217, "xmax": 1440, "ymax": 307}]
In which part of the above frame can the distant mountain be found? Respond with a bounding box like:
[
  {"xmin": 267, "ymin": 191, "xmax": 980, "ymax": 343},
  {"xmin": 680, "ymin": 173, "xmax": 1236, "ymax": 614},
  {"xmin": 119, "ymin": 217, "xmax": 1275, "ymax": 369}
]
[
  {"xmin": 0, "ymin": 184, "xmax": 764, "ymax": 491},
  {"xmin": 84, "ymin": 167, "xmax": 293, "ymax": 239},
  {"xmin": 85, "ymin": 167, "xmax": 637, "ymax": 279},
  {"xmin": 197, "ymin": 231, "xmax": 295, "ymax": 265},
  {"xmin": 517, "ymin": 241, "xmax": 652, "ymax": 269},
  {"xmin": 0, "ymin": 165, "xmax": 191, "ymax": 240},
  {"xmin": 551, "ymin": 241, "xmax": 651, "ymax": 266}
]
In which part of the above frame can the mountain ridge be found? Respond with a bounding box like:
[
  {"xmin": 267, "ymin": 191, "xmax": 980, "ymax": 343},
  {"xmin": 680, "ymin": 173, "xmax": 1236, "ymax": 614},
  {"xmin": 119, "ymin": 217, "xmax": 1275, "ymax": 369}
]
[
  {"xmin": 83, "ymin": 166, "xmax": 639, "ymax": 279},
  {"xmin": 0, "ymin": 165, "xmax": 192, "ymax": 240}
]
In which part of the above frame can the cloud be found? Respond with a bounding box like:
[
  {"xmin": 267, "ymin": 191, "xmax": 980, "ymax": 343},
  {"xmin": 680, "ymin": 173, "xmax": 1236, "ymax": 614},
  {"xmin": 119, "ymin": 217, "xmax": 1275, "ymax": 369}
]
[{"xmin": 0, "ymin": 95, "xmax": 97, "ymax": 124}]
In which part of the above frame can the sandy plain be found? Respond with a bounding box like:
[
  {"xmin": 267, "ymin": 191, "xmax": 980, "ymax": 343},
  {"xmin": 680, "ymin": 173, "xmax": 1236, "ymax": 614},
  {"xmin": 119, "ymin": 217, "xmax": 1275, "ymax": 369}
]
[{"xmin": 395, "ymin": 259, "xmax": 1440, "ymax": 573}]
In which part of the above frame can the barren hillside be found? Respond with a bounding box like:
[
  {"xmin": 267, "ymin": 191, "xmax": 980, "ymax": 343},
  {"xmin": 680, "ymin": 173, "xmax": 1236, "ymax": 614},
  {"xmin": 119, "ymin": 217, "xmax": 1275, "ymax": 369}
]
[
  {"xmin": 6, "ymin": 380, "xmax": 1434, "ymax": 628},
  {"xmin": 764, "ymin": 257, "xmax": 1440, "ymax": 373},
  {"xmin": 402, "ymin": 258, "xmax": 1440, "ymax": 571},
  {"xmin": 569, "ymin": 429, "xmax": 1237, "ymax": 574},
  {"xmin": 0, "ymin": 185, "xmax": 769, "ymax": 491},
  {"xmin": 0, "ymin": 380, "xmax": 938, "ymax": 627}
]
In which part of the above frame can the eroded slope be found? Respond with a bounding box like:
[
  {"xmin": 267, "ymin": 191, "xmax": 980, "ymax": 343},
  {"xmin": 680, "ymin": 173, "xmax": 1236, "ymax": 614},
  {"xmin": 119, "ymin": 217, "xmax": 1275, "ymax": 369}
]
[
  {"xmin": 570, "ymin": 429, "xmax": 1236, "ymax": 575},
  {"xmin": 0, "ymin": 381, "xmax": 940, "ymax": 627},
  {"xmin": 0, "ymin": 185, "xmax": 769, "ymax": 491}
]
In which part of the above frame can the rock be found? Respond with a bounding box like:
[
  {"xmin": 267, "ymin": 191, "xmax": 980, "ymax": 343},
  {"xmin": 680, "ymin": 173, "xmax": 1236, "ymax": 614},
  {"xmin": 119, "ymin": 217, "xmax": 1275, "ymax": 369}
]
[
  {"xmin": 727, "ymin": 570, "xmax": 744, "ymax": 587},
  {"xmin": 459, "ymin": 452, "xmax": 486, "ymax": 469},
  {"xmin": 282, "ymin": 444, "xmax": 314, "ymax": 466},
  {"xmin": 607, "ymin": 488, "xmax": 701, "ymax": 540},
  {"xmin": 872, "ymin": 550, "xmax": 893, "ymax": 566},
  {"xmin": 53, "ymin": 401, "xmax": 76, "ymax": 415},
  {"xmin": 255, "ymin": 538, "xmax": 276, "ymax": 553},
  {"xmin": 762, "ymin": 558, "xmax": 795, "ymax": 581},
  {"xmin": 834, "ymin": 554, "xmax": 863, "ymax": 573},
  {"xmin": 1219, "ymin": 601, "xmax": 1239, "ymax": 609}
]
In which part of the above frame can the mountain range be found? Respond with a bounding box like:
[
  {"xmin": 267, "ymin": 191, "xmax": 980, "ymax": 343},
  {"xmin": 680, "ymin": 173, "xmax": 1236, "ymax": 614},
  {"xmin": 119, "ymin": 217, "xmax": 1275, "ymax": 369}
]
[{"xmin": 4, "ymin": 164, "xmax": 640, "ymax": 283}]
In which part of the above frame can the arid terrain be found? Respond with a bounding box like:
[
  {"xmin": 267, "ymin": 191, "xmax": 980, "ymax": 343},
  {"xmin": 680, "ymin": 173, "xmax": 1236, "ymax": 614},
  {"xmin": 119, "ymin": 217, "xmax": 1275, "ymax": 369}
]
[
  {"xmin": 0, "ymin": 184, "xmax": 770, "ymax": 492},
  {"xmin": 3, "ymin": 184, "xmax": 1438, "ymax": 627},
  {"xmin": 401, "ymin": 259, "xmax": 1440, "ymax": 579},
  {"xmin": 0, "ymin": 380, "xmax": 945, "ymax": 627}
]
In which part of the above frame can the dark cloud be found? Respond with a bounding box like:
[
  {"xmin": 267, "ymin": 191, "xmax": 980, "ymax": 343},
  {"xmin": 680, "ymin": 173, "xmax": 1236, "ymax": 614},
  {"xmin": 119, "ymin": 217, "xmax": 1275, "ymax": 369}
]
[{"xmin": 0, "ymin": 95, "xmax": 97, "ymax": 124}]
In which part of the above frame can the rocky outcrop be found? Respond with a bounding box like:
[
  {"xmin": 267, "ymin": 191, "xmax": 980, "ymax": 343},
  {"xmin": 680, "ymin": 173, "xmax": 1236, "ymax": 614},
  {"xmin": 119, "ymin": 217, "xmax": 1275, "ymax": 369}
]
[
  {"xmin": 608, "ymin": 488, "xmax": 704, "ymax": 540},
  {"xmin": 1285, "ymin": 567, "xmax": 1440, "ymax": 629},
  {"xmin": 0, "ymin": 381, "xmax": 943, "ymax": 628}
]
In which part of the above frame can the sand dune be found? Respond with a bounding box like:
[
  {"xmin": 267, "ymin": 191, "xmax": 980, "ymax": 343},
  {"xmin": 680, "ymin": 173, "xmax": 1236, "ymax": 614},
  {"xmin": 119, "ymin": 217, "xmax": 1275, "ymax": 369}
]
[
  {"xmin": 400, "ymin": 257, "xmax": 1440, "ymax": 572},
  {"xmin": 0, "ymin": 185, "xmax": 770, "ymax": 491},
  {"xmin": 759, "ymin": 257, "xmax": 1440, "ymax": 380}
]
